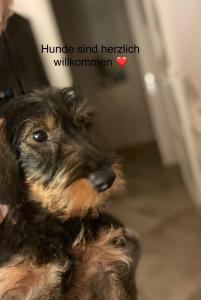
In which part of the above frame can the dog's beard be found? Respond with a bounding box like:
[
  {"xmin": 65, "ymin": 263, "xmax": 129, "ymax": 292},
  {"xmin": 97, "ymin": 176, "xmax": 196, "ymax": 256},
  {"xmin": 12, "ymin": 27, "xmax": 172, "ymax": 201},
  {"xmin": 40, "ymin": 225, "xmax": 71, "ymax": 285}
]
[{"xmin": 26, "ymin": 163, "xmax": 125, "ymax": 220}]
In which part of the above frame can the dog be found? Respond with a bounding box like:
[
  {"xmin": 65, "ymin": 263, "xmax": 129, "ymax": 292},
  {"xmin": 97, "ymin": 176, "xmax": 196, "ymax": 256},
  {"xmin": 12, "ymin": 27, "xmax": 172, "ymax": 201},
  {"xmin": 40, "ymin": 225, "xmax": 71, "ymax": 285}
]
[{"xmin": 0, "ymin": 87, "xmax": 140, "ymax": 299}]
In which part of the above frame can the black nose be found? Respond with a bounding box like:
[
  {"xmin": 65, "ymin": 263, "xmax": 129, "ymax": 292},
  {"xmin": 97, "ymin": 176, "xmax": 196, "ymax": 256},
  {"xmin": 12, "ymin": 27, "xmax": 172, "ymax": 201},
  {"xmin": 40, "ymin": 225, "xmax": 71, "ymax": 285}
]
[{"xmin": 89, "ymin": 169, "xmax": 116, "ymax": 192}]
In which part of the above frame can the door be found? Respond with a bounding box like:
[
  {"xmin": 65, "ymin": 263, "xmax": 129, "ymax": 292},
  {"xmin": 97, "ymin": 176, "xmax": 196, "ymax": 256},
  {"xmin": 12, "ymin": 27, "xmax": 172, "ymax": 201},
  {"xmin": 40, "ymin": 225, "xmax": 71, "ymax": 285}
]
[{"xmin": 125, "ymin": 0, "xmax": 201, "ymax": 206}]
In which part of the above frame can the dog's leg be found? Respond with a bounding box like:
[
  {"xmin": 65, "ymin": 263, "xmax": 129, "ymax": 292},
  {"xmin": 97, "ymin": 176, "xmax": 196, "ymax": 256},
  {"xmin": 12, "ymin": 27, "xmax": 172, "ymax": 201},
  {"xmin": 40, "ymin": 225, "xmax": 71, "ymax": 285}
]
[
  {"xmin": 0, "ymin": 256, "xmax": 68, "ymax": 300},
  {"xmin": 68, "ymin": 226, "xmax": 140, "ymax": 300}
]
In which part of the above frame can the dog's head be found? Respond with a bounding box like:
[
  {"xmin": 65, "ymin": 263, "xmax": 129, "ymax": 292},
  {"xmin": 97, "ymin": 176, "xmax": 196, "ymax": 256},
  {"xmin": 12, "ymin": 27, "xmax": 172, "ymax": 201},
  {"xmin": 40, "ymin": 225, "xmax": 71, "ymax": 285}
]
[{"xmin": 0, "ymin": 87, "xmax": 124, "ymax": 220}]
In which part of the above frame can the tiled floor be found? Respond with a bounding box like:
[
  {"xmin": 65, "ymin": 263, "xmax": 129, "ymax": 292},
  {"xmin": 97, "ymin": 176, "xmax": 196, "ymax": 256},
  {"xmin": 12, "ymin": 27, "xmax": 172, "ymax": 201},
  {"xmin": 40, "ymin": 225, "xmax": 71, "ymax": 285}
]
[{"xmin": 107, "ymin": 143, "xmax": 201, "ymax": 300}]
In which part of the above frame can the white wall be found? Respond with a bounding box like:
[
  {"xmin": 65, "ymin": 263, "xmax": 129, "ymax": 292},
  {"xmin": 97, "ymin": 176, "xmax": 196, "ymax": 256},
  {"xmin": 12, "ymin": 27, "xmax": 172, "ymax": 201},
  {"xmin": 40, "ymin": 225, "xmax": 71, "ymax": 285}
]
[
  {"xmin": 156, "ymin": 0, "xmax": 201, "ymax": 97},
  {"xmin": 12, "ymin": 0, "xmax": 72, "ymax": 88}
]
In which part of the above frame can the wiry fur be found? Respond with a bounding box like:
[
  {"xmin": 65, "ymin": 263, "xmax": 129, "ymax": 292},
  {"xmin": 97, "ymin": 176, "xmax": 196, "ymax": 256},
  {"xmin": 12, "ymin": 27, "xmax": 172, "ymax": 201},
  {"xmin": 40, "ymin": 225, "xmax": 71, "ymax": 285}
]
[
  {"xmin": 0, "ymin": 87, "xmax": 139, "ymax": 299},
  {"xmin": 0, "ymin": 256, "xmax": 67, "ymax": 299}
]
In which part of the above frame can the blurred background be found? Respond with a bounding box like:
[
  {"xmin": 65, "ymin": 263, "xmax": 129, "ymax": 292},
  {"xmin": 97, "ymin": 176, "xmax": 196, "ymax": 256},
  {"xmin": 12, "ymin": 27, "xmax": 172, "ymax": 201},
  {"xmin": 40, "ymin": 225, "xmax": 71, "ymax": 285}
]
[{"xmin": 1, "ymin": 0, "xmax": 201, "ymax": 299}]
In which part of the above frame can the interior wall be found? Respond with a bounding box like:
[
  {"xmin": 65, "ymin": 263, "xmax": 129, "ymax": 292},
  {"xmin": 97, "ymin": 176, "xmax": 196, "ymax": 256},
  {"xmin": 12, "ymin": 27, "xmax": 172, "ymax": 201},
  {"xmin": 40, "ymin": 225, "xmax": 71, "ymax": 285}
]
[
  {"xmin": 52, "ymin": 0, "xmax": 154, "ymax": 149},
  {"xmin": 13, "ymin": 0, "xmax": 72, "ymax": 88},
  {"xmin": 156, "ymin": 0, "xmax": 201, "ymax": 97}
]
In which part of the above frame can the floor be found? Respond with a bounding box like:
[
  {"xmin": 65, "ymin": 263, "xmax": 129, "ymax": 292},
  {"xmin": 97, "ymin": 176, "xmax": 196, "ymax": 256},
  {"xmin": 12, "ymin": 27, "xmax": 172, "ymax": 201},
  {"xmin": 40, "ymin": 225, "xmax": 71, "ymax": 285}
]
[{"xmin": 107, "ymin": 143, "xmax": 201, "ymax": 300}]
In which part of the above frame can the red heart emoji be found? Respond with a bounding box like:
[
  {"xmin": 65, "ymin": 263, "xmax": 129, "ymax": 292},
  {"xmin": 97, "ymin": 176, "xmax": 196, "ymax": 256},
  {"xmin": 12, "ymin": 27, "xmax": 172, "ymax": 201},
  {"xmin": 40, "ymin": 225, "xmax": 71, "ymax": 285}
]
[{"xmin": 116, "ymin": 56, "xmax": 127, "ymax": 67}]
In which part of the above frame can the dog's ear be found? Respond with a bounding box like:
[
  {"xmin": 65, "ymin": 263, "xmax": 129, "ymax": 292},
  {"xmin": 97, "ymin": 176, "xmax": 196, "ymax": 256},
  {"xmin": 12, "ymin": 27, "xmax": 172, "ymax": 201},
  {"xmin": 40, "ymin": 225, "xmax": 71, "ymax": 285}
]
[
  {"xmin": 0, "ymin": 118, "xmax": 21, "ymax": 205},
  {"xmin": 72, "ymin": 97, "xmax": 94, "ymax": 128},
  {"xmin": 62, "ymin": 88, "xmax": 94, "ymax": 128}
]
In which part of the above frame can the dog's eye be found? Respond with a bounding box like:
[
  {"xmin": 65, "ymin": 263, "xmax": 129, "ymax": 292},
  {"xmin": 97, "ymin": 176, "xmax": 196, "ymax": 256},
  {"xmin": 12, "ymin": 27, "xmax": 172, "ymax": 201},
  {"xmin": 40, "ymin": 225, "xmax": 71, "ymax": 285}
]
[{"xmin": 32, "ymin": 130, "xmax": 48, "ymax": 143}]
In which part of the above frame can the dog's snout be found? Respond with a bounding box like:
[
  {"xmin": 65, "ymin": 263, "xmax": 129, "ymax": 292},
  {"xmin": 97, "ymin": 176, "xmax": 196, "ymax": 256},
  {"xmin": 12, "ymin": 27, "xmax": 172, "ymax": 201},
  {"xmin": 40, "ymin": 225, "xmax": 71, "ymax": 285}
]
[{"xmin": 89, "ymin": 169, "xmax": 116, "ymax": 192}]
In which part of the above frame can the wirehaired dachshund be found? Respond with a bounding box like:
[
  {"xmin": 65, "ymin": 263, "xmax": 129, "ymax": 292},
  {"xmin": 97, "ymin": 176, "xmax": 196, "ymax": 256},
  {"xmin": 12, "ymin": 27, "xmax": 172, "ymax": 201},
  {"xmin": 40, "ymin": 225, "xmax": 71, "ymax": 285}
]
[{"xmin": 0, "ymin": 87, "xmax": 140, "ymax": 299}]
